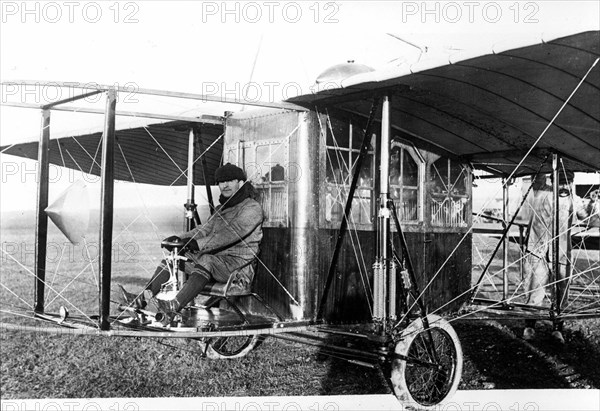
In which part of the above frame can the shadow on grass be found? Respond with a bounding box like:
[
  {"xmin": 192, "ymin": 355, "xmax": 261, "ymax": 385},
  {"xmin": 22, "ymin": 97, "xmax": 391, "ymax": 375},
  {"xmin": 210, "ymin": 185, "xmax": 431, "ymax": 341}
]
[
  {"xmin": 509, "ymin": 320, "xmax": 600, "ymax": 388},
  {"xmin": 317, "ymin": 357, "xmax": 390, "ymax": 396},
  {"xmin": 454, "ymin": 319, "xmax": 600, "ymax": 389},
  {"xmin": 313, "ymin": 334, "xmax": 391, "ymax": 396}
]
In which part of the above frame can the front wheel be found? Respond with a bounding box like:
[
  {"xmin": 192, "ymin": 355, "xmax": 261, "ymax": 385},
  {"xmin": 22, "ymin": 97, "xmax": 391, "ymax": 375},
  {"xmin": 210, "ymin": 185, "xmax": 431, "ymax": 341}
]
[{"xmin": 390, "ymin": 314, "xmax": 463, "ymax": 409}]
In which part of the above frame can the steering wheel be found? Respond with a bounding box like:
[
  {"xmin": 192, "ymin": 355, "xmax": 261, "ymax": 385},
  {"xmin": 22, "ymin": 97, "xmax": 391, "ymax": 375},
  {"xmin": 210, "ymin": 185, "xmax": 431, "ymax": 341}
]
[{"xmin": 161, "ymin": 235, "xmax": 187, "ymax": 253}]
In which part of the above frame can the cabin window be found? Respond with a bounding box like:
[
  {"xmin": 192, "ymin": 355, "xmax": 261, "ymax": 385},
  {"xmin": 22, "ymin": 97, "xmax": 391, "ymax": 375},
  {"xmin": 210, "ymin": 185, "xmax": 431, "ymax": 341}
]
[
  {"xmin": 227, "ymin": 139, "xmax": 289, "ymax": 227},
  {"xmin": 324, "ymin": 118, "xmax": 375, "ymax": 228},
  {"xmin": 226, "ymin": 147, "xmax": 238, "ymax": 165},
  {"xmin": 389, "ymin": 141, "xmax": 421, "ymax": 222},
  {"xmin": 430, "ymin": 158, "xmax": 469, "ymax": 227}
]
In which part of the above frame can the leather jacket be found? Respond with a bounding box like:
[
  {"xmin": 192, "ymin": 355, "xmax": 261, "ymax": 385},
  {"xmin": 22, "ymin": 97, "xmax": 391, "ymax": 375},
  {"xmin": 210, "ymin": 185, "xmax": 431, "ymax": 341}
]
[{"xmin": 179, "ymin": 196, "xmax": 264, "ymax": 284}]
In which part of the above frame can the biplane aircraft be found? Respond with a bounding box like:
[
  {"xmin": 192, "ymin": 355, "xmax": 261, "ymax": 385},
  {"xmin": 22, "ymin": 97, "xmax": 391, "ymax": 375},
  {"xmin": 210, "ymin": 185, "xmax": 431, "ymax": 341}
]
[{"xmin": 1, "ymin": 30, "xmax": 599, "ymax": 408}]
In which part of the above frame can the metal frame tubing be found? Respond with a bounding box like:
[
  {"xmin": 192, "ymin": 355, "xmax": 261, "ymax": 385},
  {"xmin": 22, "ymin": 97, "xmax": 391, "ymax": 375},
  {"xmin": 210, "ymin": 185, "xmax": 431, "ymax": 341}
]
[
  {"xmin": 196, "ymin": 126, "xmax": 215, "ymax": 215},
  {"xmin": 551, "ymin": 153, "xmax": 561, "ymax": 319},
  {"xmin": 2, "ymin": 80, "xmax": 305, "ymax": 112},
  {"xmin": 502, "ymin": 179, "xmax": 509, "ymax": 301},
  {"xmin": 185, "ymin": 128, "xmax": 199, "ymax": 231},
  {"xmin": 34, "ymin": 109, "xmax": 50, "ymax": 313},
  {"xmin": 376, "ymin": 95, "xmax": 391, "ymax": 325},
  {"xmin": 99, "ymin": 89, "xmax": 117, "ymax": 330}
]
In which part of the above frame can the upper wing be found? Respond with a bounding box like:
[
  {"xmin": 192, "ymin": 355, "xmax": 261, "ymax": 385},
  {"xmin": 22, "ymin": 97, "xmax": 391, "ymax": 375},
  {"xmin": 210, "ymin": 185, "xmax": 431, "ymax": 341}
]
[
  {"xmin": 288, "ymin": 31, "xmax": 600, "ymax": 176},
  {"xmin": 0, "ymin": 119, "xmax": 224, "ymax": 186}
]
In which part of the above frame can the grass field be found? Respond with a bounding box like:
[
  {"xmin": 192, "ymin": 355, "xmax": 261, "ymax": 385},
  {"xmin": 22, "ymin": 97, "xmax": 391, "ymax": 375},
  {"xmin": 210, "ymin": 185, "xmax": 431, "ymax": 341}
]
[
  {"xmin": 0, "ymin": 207, "xmax": 390, "ymax": 399},
  {"xmin": 2, "ymin": 210, "xmax": 600, "ymax": 400}
]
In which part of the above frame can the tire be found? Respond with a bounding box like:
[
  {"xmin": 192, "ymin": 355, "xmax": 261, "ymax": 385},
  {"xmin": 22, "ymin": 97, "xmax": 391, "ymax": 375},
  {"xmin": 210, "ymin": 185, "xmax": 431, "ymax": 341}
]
[
  {"xmin": 198, "ymin": 335, "xmax": 261, "ymax": 359},
  {"xmin": 390, "ymin": 314, "xmax": 463, "ymax": 409}
]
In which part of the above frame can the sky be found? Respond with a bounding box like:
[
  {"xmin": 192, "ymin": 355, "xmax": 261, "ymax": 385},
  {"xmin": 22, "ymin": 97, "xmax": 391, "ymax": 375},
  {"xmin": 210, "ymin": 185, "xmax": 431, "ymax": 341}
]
[{"xmin": 0, "ymin": 0, "xmax": 599, "ymax": 213}]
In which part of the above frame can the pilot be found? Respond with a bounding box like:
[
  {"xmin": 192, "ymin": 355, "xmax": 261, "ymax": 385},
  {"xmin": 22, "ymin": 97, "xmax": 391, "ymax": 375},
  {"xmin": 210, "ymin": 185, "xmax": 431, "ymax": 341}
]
[{"xmin": 121, "ymin": 163, "xmax": 264, "ymax": 323}]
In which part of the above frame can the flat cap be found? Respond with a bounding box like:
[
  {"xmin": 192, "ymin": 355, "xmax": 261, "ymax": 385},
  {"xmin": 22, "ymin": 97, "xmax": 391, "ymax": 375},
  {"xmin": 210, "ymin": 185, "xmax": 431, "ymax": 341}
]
[{"xmin": 215, "ymin": 163, "xmax": 246, "ymax": 183}]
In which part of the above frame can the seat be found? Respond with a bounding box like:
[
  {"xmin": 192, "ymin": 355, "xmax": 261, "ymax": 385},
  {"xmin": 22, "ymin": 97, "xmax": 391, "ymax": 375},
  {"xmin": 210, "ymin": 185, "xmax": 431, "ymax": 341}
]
[
  {"xmin": 201, "ymin": 264, "xmax": 254, "ymax": 297},
  {"xmin": 197, "ymin": 260, "xmax": 282, "ymax": 323}
]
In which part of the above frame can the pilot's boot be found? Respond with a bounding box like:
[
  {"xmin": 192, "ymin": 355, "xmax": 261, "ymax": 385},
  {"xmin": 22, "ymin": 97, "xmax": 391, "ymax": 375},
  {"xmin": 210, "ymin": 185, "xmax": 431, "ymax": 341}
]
[
  {"xmin": 522, "ymin": 319, "xmax": 536, "ymax": 341},
  {"xmin": 117, "ymin": 285, "xmax": 151, "ymax": 324},
  {"xmin": 551, "ymin": 321, "xmax": 565, "ymax": 344},
  {"xmin": 154, "ymin": 298, "xmax": 181, "ymax": 326}
]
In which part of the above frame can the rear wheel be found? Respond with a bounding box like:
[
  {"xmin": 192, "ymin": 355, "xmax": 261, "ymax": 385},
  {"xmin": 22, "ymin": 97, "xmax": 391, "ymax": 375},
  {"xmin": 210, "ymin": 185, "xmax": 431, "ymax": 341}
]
[
  {"xmin": 390, "ymin": 314, "xmax": 462, "ymax": 409},
  {"xmin": 199, "ymin": 335, "xmax": 261, "ymax": 359}
]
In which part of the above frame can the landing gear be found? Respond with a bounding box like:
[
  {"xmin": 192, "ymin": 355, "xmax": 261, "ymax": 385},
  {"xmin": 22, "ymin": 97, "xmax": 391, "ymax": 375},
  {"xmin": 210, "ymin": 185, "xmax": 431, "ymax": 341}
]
[
  {"xmin": 197, "ymin": 335, "xmax": 261, "ymax": 359},
  {"xmin": 391, "ymin": 314, "xmax": 463, "ymax": 409}
]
